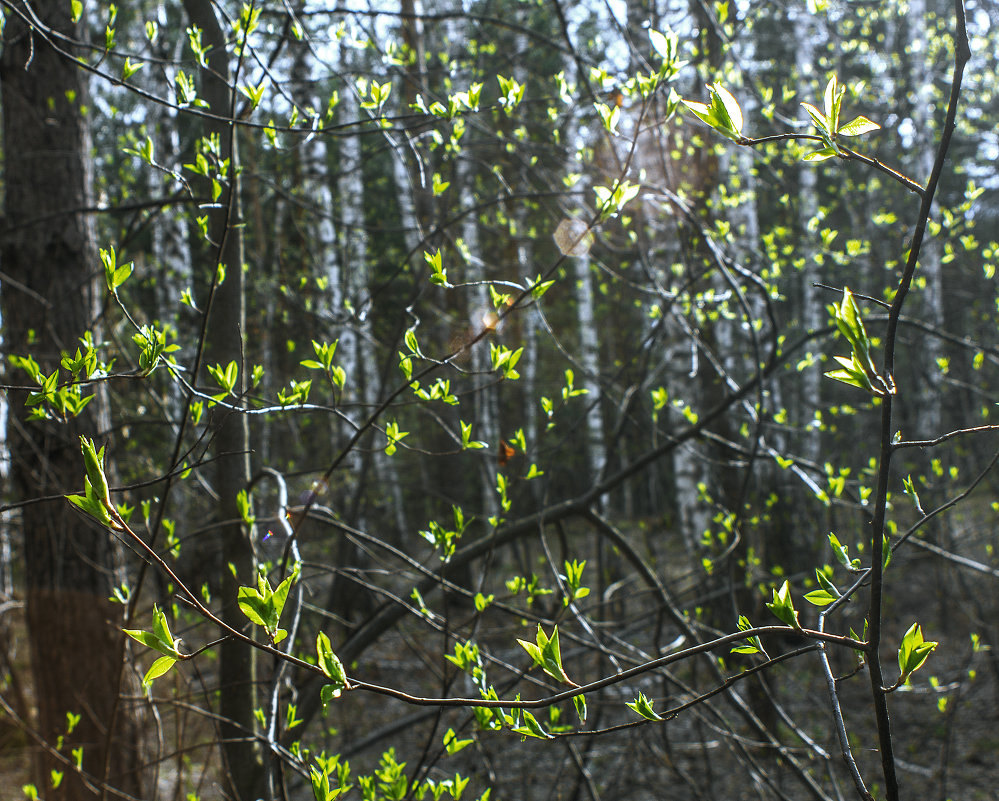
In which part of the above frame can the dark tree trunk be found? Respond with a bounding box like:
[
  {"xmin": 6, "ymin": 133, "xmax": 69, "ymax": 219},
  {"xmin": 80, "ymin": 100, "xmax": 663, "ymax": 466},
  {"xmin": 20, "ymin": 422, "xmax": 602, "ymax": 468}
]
[
  {"xmin": 179, "ymin": 1, "xmax": 258, "ymax": 797},
  {"xmin": 0, "ymin": 1, "xmax": 145, "ymax": 798}
]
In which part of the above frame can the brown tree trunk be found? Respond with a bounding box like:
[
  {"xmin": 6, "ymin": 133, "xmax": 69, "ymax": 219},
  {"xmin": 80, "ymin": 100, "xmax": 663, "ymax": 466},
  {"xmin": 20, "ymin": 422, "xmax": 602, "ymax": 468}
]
[
  {"xmin": 0, "ymin": 1, "xmax": 145, "ymax": 797},
  {"xmin": 179, "ymin": 1, "xmax": 258, "ymax": 797}
]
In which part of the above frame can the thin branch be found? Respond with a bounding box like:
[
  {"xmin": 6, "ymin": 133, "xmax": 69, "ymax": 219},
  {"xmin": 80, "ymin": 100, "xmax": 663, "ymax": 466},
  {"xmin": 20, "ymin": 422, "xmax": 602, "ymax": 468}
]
[{"xmin": 865, "ymin": 1, "xmax": 971, "ymax": 798}]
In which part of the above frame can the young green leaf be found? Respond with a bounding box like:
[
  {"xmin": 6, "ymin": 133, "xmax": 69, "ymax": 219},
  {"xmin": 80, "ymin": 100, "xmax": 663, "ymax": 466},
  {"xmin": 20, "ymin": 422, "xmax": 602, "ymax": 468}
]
[
  {"xmin": 517, "ymin": 624, "xmax": 576, "ymax": 686},
  {"xmin": 123, "ymin": 628, "xmax": 174, "ymax": 656},
  {"xmin": 272, "ymin": 565, "xmax": 299, "ymax": 622},
  {"xmin": 317, "ymin": 631, "xmax": 348, "ymax": 698},
  {"xmin": 79, "ymin": 437, "xmax": 111, "ymax": 509},
  {"xmin": 512, "ymin": 709, "xmax": 552, "ymax": 740},
  {"xmin": 649, "ymin": 27, "xmax": 678, "ymax": 65},
  {"xmin": 823, "ymin": 75, "xmax": 844, "ymax": 131},
  {"xmin": 765, "ymin": 580, "xmax": 801, "ymax": 629},
  {"xmin": 802, "ymin": 146, "xmax": 838, "ymax": 162},
  {"xmin": 152, "ymin": 604, "xmax": 174, "ymax": 649},
  {"xmin": 828, "ymin": 532, "xmax": 861, "ymax": 570},
  {"xmin": 124, "ymin": 605, "xmax": 181, "ymax": 658},
  {"xmin": 626, "ymin": 691, "xmax": 662, "ymax": 721},
  {"xmin": 897, "ymin": 623, "xmax": 938, "ymax": 682},
  {"xmin": 683, "ymin": 84, "xmax": 744, "ymax": 141},
  {"xmin": 803, "ymin": 589, "xmax": 838, "ymax": 607},
  {"xmin": 838, "ymin": 115, "xmax": 880, "ymax": 136},
  {"xmin": 142, "ymin": 655, "xmax": 177, "ymax": 687},
  {"xmin": 238, "ymin": 585, "xmax": 271, "ymax": 628},
  {"xmin": 732, "ymin": 614, "xmax": 767, "ymax": 656},
  {"xmin": 443, "ymin": 728, "xmax": 473, "ymax": 754}
]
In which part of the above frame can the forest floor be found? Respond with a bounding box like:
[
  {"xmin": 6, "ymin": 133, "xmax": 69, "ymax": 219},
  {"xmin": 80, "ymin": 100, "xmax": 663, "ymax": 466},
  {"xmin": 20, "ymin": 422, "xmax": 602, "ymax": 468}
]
[{"xmin": 0, "ymin": 524, "xmax": 997, "ymax": 800}]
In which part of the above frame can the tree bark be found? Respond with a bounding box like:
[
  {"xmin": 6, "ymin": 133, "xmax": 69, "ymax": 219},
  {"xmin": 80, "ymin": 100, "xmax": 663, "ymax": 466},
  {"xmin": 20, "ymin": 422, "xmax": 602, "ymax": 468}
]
[
  {"xmin": 907, "ymin": 0, "xmax": 944, "ymax": 436},
  {"xmin": 180, "ymin": 0, "xmax": 258, "ymax": 797},
  {"xmin": 0, "ymin": 1, "xmax": 145, "ymax": 797}
]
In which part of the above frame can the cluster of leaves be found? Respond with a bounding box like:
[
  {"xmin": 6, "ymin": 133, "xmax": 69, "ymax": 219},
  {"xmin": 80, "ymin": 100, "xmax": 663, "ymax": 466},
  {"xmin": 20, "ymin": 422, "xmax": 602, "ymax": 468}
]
[{"xmin": 12, "ymin": 0, "xmax": 990, "ymax": 799}]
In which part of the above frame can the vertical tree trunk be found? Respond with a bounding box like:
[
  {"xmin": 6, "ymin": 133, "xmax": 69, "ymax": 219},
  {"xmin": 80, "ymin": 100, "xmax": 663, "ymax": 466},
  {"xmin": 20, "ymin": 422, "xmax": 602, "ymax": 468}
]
[
  {"xmin": 341, "ymin": 44, "xmax": 409, "ymax": 538},
  {"xmin": 907, "ymin": 0, "xmax": 944, "ymax": 435},
  {"xmin": 180, "ymin": 1, "xmax": 257, "ymax": 797},
  {"xmin": 560, "ymin": 47, "xmax": 607, "ymax": 500},
  {"xmin": 570, "ymin": 240, "xmax": 608, "ymax": 485},
  {"xmin": 0, "ymin": 1, "xmax": 145, "ymax": 797},
  {"xmin": 795, "ymin": 6, "xmax": 823, "ymax": 465},
  {"xmin": 459, "ymin": 178, "xmax": 501, "ymax": 519}
]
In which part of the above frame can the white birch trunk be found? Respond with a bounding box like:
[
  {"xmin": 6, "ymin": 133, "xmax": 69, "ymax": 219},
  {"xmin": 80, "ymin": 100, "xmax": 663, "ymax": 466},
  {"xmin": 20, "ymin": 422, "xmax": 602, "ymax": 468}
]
[
  {"xmin": 459, "ymin": 179, "xmax": 501, "ymax": 518},
  {"xmin": 571, "ymin": 247, "xmax": 607, "ymax": 483},
  {"xmin": 908, "ymin": 0, "xmax": 944, "ymax": 435},
  {"xmin": 793, "ymin": 7, "xmax": 824, "ymax": 464},
  {"xmin": 561, "ymin": 52, "xmax": 608, "ymax": 497}
]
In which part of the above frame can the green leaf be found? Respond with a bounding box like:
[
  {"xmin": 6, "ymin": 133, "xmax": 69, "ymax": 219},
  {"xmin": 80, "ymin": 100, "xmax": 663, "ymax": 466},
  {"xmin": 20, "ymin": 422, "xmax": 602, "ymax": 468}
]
[
  {"xmin": 79, "ymin": 437, "xmax": 111, "ymax": 508},
  {"xmin": 101, "ymin": 246, "xmax": 134, "ymax": 293},
  {"xmin": 802, "ymin": 147, "xmax": 837, "ymax": 162},
  {"xmin": 800, "ymin": 102, "xmax": 827, "ymax": 132},
  {"xmin": 593, "ymin": 179, "xmax": 641, "ymax": 220},
  {"xmin": 404, "ymin": 328, "xmax": 419, "ymax": 355},
  {"xmin": 237, "ymin": 586, "xmax": 271, "ymax": 628},
  {"xmin": 897, "ymin": 623, "xmax": 937, "ymax": 680},
  {"xmin": 518, "ymin": 638, "xmax": 542, "ymax": 666},
  {"xmin": 732, "ymin": 614, "xmax": 766, "ymax": 656},
  {"xmin": 122, "ymin": 57, "xmax": 143, "ymax": 81},
  {"xmin": 123, "ymin": 628, "xmax": 168, "ymax": 653},
  {"xmin": 272, "ymin": 565, "xmax": 299, "ymax": 621},
  {"xmin": 66, "ymin": 487, "xmax": 115, "ymax": 529},
  {"xmin": 710, "ymin": 83, "xmax": 743, "ymax": 134},
  {"xmin": 828, "ymin": 533, "xmax": 861, "ymax": 570},
  {"xmin": 310, "ymin": 765, "xmax": 331, "ymax": 801},
  {"xmin": 823, "ymin": 75, "xmax": 844, "ymax": 130},
  {"xmin": 512, "ymin": 709, "xmax": 552, "ymax": 740},
  {"xmin": 518, "ymin": 624, "xmax": 574, "ymax": 685},
  {"xmin": 239, "ymin": 80, "xmax": 267, "ymax": 111},
  {"xmin": 317, "ymin": 631, "xmax": 348, "ymax": 697},
  {"xmin": 765, "ymin": 580, "xmax": 801, "ymax": 629},
  {"xmin": 626, "ymin": 691, "xmax": 662, "ymax": 721},
  {"xmin": 815, "ymin": 568, "xmax": 841, "ymax": 598},
  {"xmin": 151, "ymin": 604, "xmax": 172, "ymax": 646},
  {"xmin": 803, "ymin": 589, "xmax": 838, "ymax": 607},
  {"xmin": 142, "ymin": 655, "xmax": 177, "ymax": 687},
  {"xmin": 838, "ymin": 115, "xmax": 880, "ymax": 136},
  {"xmin": 124, "ymin": 607, "xmax": 180, "ymax": 659},
  {"xmin": 825, "ymin": 289, "xmax": 881, "ymax": 394},
  {"xmin": 236, "ymin": 488, "xmax": 255, "ymax": 526},
  {"xmin": 683, "ymin": 84, "xmax": 744, "ymax": 141},
  {"xmin": 649, "ymin": 27, "xmax": 677, "ymax": 63},
  {"xmin": 319, "ymin": 683, "xmax": 341, "ymax": 715},
  {"xmin": 594, "ymin": 102, "xmax": 620, "ymax": 133},
  {"xmin": 443, "ymin": 728, "xmax": 472, "ymax": 754},
  {"xmin": 528, "ymin": 275, "xmax": 555, "ymax": 299}
]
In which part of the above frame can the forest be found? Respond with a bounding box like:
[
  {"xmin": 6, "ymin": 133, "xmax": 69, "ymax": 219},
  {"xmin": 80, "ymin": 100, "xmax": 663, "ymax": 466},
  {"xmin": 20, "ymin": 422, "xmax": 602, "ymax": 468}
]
[{"xmin": 0, "ymin": 0, "xmax": 997, "ymax": 798}]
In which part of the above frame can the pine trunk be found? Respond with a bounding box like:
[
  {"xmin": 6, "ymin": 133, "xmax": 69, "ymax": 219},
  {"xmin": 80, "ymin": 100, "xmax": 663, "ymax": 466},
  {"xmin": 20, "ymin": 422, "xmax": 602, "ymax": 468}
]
[{"xmin": 0, "ymin": 0, "xmax": 145, "ymax": 796}]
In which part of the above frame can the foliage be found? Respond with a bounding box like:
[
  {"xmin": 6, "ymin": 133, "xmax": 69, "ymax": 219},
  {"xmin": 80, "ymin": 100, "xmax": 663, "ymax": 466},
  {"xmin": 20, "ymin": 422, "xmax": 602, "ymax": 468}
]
[{"xmin": 1, "ymin": 0, "xmax": 997, "ymax": 799}]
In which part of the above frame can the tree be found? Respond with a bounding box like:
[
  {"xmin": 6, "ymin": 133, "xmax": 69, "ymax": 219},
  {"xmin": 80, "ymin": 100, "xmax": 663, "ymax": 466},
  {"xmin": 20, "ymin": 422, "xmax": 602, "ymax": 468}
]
[
  {"xmin": 178, "ymin": 0, "xmax": 258, "ymax": 795},
  {"xmin": 1, "ymin": 0, "xmax": 995, "ymax": 800},
  {"xmin": 0, "ymin": 0, "xmax": 145, "ymax": 797}
]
